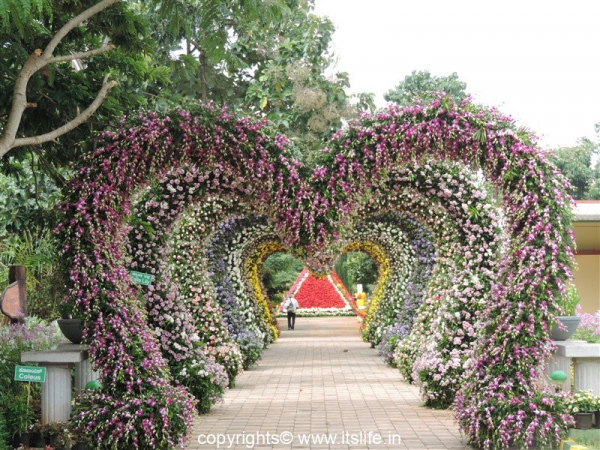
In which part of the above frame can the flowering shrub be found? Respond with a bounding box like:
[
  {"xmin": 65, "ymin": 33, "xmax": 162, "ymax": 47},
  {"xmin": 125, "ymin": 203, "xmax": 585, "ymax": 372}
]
[
  {"xmin": 573, "ymin": 307, "xmax": 600, "ymax": 343},
  {"xmin": 567, "ymin": 390, "xmax": 598, "ymax": 413},
  {"xmin": 71, "ymin": 383, "xmax": 196, "ymax": 449},
  {"xmin": 58, "ymin": 97, "xmax": 575, "ymax": 448},
  {"xmin": 0, "ymin": 318, "xmax": 63, "ymax": 360}
]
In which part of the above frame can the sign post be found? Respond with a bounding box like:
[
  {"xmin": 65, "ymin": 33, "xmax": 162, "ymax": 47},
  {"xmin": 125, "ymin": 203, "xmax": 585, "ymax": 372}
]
[
  {"xmin": 14, "ymin": 365, "xmax": 46, "ymax": 383},
  {"xmin": 130, "ymin": 270, "xmax": 153, "ymax": 286}
]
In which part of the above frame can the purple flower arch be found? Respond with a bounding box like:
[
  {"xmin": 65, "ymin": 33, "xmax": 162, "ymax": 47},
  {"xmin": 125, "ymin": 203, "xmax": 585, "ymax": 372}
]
[{"xmin": 58, "ymin": 99, "xmax": 574, "ymax": 449}]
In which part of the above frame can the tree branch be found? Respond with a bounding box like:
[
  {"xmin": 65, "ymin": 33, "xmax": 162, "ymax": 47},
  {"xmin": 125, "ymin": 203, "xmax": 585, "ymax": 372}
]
[
  {"xmin": 0, "ymin": 0, "xmax": 122, "ymax": 159},
  {"xmin": 41, "ymin": 0, "xmax": 121, "ymax": 61},
  {"xmin": 44, "ymin": 44, "xmax": 116, "ymax": 66},
  {"xmin": 9, "ymin": 75, "xmax": 118, "ymax": 151}
]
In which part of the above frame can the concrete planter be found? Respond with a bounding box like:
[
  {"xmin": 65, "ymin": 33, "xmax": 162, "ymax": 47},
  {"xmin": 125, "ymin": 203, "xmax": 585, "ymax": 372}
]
[
  {"xmin": 575, "ymin": 412, "xmax": 594, "ymax": 430},
  {"xmin": 57, "ymin": 319, "xmax": 84, "ymax": 344},
  {"xmin": 550, "ymin": 316, "xmax": 581, "ymax": 341}
]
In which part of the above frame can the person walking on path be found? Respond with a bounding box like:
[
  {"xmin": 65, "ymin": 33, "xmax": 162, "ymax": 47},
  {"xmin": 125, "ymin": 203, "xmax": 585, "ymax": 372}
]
[{"xmin": 284, "ymin": 296, "xmax": 299, "ymax": 330}]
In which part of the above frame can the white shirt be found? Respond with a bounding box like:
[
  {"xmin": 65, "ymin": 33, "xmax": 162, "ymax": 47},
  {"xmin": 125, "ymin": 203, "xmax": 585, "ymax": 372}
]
[{"xmin": 284, "ymin": 298, "xmax": 299, "ymax": 313}]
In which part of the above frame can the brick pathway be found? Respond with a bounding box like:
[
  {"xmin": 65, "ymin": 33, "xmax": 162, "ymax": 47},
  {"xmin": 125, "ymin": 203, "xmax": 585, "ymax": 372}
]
[{"xmin": 188, "ymin": 317, "xmax": 468, "ymax": 449}]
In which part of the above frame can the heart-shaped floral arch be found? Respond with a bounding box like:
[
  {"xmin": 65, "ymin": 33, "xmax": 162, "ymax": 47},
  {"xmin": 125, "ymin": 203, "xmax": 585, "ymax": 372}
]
[{"xmin": 58, "ymin": 98, "xmax": 574, "ymax": 449}]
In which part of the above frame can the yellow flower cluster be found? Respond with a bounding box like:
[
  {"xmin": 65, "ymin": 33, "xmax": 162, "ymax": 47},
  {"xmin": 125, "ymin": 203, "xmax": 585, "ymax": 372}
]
[
  {"xmin": 245, "ymin": 240, "xmax": 285, "ymax": 341},
  {"xmin": 343, "ymin": 241, "xmax": 390, "ymax": 326}
]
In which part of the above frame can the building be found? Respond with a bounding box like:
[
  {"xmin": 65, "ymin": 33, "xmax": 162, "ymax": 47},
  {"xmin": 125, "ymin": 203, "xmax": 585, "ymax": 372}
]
[{"xmin": 573, "ymin": 201, "xmax": 600, "ymax": 313}]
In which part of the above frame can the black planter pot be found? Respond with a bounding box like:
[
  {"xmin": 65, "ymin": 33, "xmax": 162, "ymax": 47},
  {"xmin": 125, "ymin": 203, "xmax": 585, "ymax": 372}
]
[
  {"xmin": 31, "ymin": 431, "xmax": 47, "ymax": 447},
  {"xmin": 48, "ymin": 433, "xmax": 60, "ymax": 447},
  {"xmin": 57, "ymin": 319, "xmax": 84, "ymax": 344},
  {"xmin": 71, "ymin": 442, "xmax": 88, "ymax": 450},
  {"xmin": 595, "ymin": 410, "xmax": 600, "ymax": 428},
  {"xmin": 575, "ymin": 412, "xmax": 594, "ymax": 430},
  {"xmin": 12, "ymin": 432, "xmax": 30, "ymax": 448},
  {"xmin": 550, "ymin": 316, "xmax": 581, "ymax": 341}
]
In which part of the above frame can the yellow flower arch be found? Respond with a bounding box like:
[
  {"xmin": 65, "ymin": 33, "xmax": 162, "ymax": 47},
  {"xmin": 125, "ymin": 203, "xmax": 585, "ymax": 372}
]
[{"xmin": 245, "ymin": 240, "xmax": 286, "ymax": 341}]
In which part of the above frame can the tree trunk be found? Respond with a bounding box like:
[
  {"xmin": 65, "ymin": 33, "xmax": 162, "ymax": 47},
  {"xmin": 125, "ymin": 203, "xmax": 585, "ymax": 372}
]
[{"xmin": 199, "ymin": 49, "xmax": 208, "ymax": 103}]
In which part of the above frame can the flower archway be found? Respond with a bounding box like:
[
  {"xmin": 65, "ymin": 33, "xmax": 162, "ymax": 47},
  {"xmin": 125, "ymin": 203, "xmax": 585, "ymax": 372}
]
[{"xmin": 58, "ymin": 98, "xmax": 574, "ymax": 449}]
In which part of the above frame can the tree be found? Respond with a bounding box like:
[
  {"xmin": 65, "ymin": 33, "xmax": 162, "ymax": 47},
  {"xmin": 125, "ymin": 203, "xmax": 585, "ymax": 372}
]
[
  {"xmin": 261, "ymin": 252, "xmax": 303, "ymax": 303},
  {"xmin": 384, "ymin": 70, "xmax": 468, "ymax": 106},
  {"xmin": 0, "ymin": 0, "xmax": 120, "ymax": 159},
  {"xmin": 0, "ymin": 0, "xmax": 168, "ymax": 166},
  {"xmin": 150, "ymin": 0, "xmax": 374, "ymax": 153},
  {"xmin": 550, "ymin": 137, "xmax": 600, "ymax": 200},
  {"xmin": 335, "ymin": 252, "xmax": 378, "ymax": 294},
  {"xmin": 244, "ymin": 1, "xmax": 374, "ymax": 151},
  {"xmin": 149, "ymin": 0, "xmax": 289, "ymax": 104}
]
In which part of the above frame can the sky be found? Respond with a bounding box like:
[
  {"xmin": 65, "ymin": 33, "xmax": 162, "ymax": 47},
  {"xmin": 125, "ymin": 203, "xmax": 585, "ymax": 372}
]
[{"xmin": 313, "ymin": 0, "xmax": 600, "ymax": 149}]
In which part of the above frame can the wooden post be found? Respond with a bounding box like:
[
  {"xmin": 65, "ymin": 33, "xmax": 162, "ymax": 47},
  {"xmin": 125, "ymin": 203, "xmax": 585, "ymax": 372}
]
[{"xmin": 8, "ymin": 265, "xmax": 27, "ymax": 321}]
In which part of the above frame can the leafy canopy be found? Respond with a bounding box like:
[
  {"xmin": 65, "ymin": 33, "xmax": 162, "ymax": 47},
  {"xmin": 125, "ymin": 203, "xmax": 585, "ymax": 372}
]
[
  {"xmin": 550, "ymin": 136, "xmax": 600, "ymax": 200},
  {"xmin": 384, "ymin": 70, "xmax": 468, "ymax": 106}
]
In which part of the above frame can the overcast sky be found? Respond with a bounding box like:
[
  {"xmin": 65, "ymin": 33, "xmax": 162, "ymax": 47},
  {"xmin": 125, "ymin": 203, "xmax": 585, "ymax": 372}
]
[{"xmin": 313, "ymin": 0, "xmax": 600, "ymax": 149}]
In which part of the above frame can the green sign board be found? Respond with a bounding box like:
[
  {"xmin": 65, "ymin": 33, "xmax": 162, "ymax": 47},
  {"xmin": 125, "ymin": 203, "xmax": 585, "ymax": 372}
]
[
  {"xmin": 130, "ymin": 271, "xmax": 153, "ymax": 286},
  {"xmin": 14, "ymin": 365, "xmax": 46, "ymax": 383}
]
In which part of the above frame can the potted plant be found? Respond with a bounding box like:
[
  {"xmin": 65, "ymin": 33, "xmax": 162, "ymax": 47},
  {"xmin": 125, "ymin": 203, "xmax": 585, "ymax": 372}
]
[
  {"xmin": 30, "ymin": 422, "xmax": 48, "ymax": 447},
  {"xmin": 70, "ymin": 428, "xmax": 90, "ymax": 450},
  {"xmin": 52, "ymin": 424, "xmax": 73, "ymax": 450},
  {"xmin": 550, "ymin": 285, "xmax": 581, "ymax": 341},
  {"xmin": 7, "ymin": 393, "xmax": 34, "ymax": 449},
  {"xmin": 572, "ymin": 311, "xmax": 600, "ymax": 344},
  {"xmin": 57, "ymin": 301, "xmax": 84, "ymax": 345},
  {"xmin": 46, "ymin": 422, "xmax": 69, "ymax": 448},
  {"xmin": 568, "ymin": 390, "xmax": 596, "ymax": 430}
]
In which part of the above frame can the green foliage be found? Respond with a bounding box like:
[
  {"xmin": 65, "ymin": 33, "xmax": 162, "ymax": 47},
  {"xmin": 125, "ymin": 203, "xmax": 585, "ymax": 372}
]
[
  {"xmin": 559, "ymin": 285, "xmax": 580, "ymax": 316},
  {"xmin": 0, "ymin": 413, "xmax": 8, "ymax": 450},
  {"xmin": 345, "ymin": 251, "xmax": 378, "ymax": 286},
  {"xmin": 194, "ymin": 376, "xmax": 225, "ymax": 415},
  {"xmin": 0, "ymin": 0, "xmax": 53, "ymax": 38},
  {"xmin": 261, "ymin": 252, "xmax": 303, "ymax": 302},
  {"xmin": 550, "ymin": 137, "xmax": 600, "ymax": 200},
  {"xmin": 335, "ymin": 252, "xmax": 377, "ymax": 293},
  {"xmin": 147, "ymin": 0, "xmax": 373, "ymax": 154},
  {"xmin": 384, "ymin": 70, "xmax": 468, "ymax": 106},
  {"xmin": 244, "ymin": 1, "xmax": 372, "ymax": 151},
  {"xmin": 0, "ymin": 228, "xmax": 65, "ymax": 320},
  {"xmin": 0, "ymin": 154, "xmax": 64, "ymax": 236}
]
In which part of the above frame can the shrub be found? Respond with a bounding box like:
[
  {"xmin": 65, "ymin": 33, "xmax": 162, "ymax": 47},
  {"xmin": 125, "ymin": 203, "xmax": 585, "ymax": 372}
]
[
  {"xmin": 0, "ymin": 412, "xmax": 10, "ymax": 450},
  {"xmin": 0, "ymin": 318, "xmax": 64, "ymax": 439},
  {"xmin": 573, "ymin": 309, "xmax": 600, "ymax": 343}
]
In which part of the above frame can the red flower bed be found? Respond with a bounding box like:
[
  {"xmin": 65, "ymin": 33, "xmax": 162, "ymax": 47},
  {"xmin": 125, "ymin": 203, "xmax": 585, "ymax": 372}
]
[{"xmin": 294, "ymin": 272, "xmax": 347, "ymax": 309}]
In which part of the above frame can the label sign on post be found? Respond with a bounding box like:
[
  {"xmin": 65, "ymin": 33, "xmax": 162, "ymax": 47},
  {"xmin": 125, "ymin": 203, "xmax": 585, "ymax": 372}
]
[
  {"xmin": 130, "ymin": 271, "xmax": 153, "ymax": 286},
  {"xmin": 15, "ymin": 365, "xmax": 46, "ymax": 383}
]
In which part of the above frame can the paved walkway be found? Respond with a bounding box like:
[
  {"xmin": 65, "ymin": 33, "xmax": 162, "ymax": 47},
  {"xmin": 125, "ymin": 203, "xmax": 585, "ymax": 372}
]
[{"xmin": 188, "ymin": 317, "xmax": 467, "ymax": 449}]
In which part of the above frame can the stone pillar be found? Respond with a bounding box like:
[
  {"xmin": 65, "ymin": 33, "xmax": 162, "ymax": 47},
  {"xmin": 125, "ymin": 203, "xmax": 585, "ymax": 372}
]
[
  {"xmin": 22, "ymin": 346, "xmax": 86, "ymax": 425},
  {"xmin": 75, "ymin": 358, "xmax": 99, "ymax": 392},
  {"xmin": 573, "ymin": 358, "xmax": 600, "ymax": 395},
  {"xmin": 41, "ymin": 364, "xmax": 72, "ymax": 425}
]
